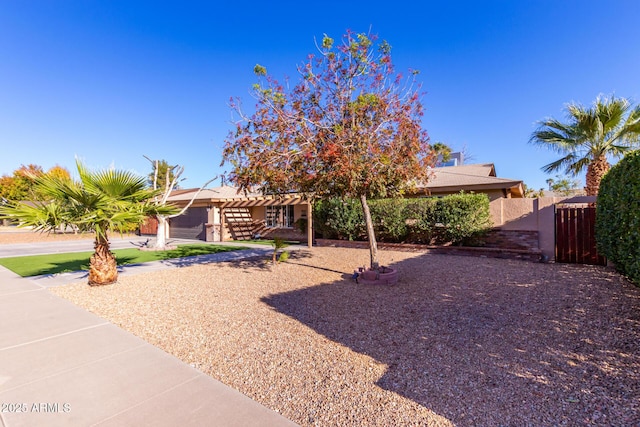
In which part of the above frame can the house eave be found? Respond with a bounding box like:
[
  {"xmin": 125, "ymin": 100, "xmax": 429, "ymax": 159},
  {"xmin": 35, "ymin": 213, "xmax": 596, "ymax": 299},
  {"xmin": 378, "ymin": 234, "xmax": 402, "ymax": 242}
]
[{"xmin": 419, "ymin": 182, "xmax": 524, "ymax": 198}]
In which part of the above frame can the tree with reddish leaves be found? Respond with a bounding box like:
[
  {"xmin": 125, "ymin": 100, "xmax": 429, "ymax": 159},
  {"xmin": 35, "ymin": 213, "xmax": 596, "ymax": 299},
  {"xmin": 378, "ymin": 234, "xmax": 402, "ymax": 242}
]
[
  {"xmin": 0, "ymin": 164, "xmax": 70, "ymax": 202},
  {"xmin": 222, "ymin": 30, "xmax": 434, "ymax": 269}
]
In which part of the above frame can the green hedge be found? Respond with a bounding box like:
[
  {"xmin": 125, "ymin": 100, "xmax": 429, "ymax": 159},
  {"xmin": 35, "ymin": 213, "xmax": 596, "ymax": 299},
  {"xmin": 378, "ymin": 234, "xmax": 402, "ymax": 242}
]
[
  {"xmin": 313, "ymin": 197, "xmax": 364, "ymax": 240},
  {"xmin": 429, "ymin": 193, "xmax": 493, "ymax": 245},
  {"xmin": 402, "ymin": 197, "xmax": 438, "ymax": 243},
  {"xmin": 314, "ymin": 193, "xmax": 492, "ymax": 246},
  {"xmin": 596, "ymin": 150, "xmax": 640, "ymax": 285},
  {"xmin": 369, "ymin": 198, "xmax": 409, "ymax": 242}
]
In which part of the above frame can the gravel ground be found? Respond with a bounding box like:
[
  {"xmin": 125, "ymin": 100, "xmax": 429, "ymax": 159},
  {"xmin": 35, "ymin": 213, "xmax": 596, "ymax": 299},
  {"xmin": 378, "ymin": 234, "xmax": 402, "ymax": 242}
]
[{"xmin": 42, "ymin": 244, "xmax": 640, "ymax": 427}]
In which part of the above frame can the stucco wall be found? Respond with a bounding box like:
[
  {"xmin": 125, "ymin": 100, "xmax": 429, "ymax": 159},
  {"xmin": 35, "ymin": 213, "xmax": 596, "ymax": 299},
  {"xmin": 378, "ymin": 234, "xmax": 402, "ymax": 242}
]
[{"xmin": 489, "ymin": 196, "xmax": 597, "ymax": 260}]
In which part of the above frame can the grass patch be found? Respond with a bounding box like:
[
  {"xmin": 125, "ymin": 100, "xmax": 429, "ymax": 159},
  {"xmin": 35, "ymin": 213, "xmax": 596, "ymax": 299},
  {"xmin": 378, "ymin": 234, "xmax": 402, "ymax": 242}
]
[{"xmin": 0, "ymin": 244, "xmax": 247, "ymax": 277}]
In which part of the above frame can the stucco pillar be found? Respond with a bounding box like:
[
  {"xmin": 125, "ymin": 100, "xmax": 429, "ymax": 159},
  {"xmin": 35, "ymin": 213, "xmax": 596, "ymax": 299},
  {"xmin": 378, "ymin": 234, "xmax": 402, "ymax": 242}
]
[
  {"xmin": 307, "ymin": 200, "xmax": 313, "ymax": 248},
  {"xmin": 220, "ymin": 207, "xmax": 226, "ymax": 242},
  {"xmin": 536, "ymin": 197, "xmax": 558, "ymax": 261}
]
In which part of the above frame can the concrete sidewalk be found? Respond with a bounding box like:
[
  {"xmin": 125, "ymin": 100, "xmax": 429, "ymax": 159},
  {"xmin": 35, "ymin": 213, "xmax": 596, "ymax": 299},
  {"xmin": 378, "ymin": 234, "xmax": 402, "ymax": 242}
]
[{"xmin": 0, "ymin": 251, "xmax": 299, "ymax": 426}]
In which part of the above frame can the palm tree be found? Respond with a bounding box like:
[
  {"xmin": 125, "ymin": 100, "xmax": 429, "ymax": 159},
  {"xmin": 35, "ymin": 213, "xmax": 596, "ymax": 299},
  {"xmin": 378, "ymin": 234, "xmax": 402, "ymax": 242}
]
[
  {"xmin": 432, "ymin": 142, "xmax": 452, "ymax": 165},
  {"xmin": 0, "ymin": 160, "xmax": 176, "ymax": 285},
  {"xmin": 530, "ymin": 95, "xmax": 640, "ymax": 195}
]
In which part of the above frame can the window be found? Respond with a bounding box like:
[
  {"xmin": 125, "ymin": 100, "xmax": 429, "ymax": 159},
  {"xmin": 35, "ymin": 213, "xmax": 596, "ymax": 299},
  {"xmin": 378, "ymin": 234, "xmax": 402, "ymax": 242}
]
[{"xmin": 265, "ymin": 205, "xmax": 294, "ymax": 228}]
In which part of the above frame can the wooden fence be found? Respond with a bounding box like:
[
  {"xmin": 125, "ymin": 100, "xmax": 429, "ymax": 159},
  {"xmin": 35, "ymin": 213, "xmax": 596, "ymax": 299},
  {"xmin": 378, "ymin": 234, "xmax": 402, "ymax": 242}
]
[
  {"xmin": 555, "ymin": 206, "xmax": 606, "ymax": 265},
  {"xmin": 139, "ymin": 216, "xmax": 158, "ymax": 235}
]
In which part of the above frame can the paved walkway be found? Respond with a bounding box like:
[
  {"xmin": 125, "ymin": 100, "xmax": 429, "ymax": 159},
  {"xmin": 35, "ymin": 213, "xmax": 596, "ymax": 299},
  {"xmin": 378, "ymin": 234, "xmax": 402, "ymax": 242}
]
[{"xmin": 0, "ymin": 239, "xmax": 300, "ymax": 426}]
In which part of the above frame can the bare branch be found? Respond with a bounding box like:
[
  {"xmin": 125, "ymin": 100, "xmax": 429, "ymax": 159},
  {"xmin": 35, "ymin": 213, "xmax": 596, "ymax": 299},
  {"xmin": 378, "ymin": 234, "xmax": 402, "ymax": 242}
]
[
  {"xmin": 168, "ymin": 176, "xmax": 218, "ymax": 218},
  {"xmin": 160, "ymin": 165, "xmax": 184, "ymax": 205}
]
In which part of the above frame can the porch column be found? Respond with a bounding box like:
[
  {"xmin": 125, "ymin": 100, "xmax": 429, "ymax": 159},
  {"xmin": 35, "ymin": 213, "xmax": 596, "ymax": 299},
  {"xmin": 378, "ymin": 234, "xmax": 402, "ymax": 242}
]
[
  {"xmin": 220, "ymin": 206, "xmax": 226, "ymax": 242},
  {"xmin": 307, "ymin": 200, "xmax": 313, "ymax": 248}
]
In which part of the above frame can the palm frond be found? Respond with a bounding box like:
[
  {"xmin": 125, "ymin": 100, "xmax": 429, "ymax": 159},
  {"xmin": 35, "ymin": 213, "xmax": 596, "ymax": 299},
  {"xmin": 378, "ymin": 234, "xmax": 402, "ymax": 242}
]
[
  {"xmin": 567, "ymin": 157, "xmax": 591, "ymax": 175},
  {"xmin": 0, "ymin": 200, "xmax": 66, "ymax": 232},
  {"xmin": 595, "ymin": 95, "xmax": 630, "ymax": 133},
  {"xmin": 1, "ymin": 160, "xmax": 175, "ymax": 241},
  {"xmin": 617, "ymin": 105, "xmax": 640, "ymax": 142},
  {"xmin": 90, "ymin": 169, "xmax": 148, "ymax": 199},
  {"xmin": 529, "ymin": 128, "xmax": 579, "ymax": 152},
  {"xmin": 541, "ymin": 153, "xmax": 577, "ymax": 174}
]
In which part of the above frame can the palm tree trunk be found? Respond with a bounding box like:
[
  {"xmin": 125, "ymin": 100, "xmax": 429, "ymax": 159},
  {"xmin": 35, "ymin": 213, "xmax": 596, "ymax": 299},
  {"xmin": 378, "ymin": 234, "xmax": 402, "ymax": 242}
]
[
  {"xmin": 359, "ymin": 194, "xmax": 380, "ymax": 270},
  {"xmin": 88, "ymin": 235, "xmax": 118, "ymax": 285},
  {"xmin": 586, "ymin": 155, "xmax": 610, "ymax": 196}
]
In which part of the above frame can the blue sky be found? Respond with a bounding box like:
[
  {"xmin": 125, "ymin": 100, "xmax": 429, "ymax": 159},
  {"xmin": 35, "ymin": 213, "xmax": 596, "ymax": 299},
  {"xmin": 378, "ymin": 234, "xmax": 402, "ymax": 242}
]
[{"xmin": 1, "ymin": 1, "xmax": 638, "ymax": 191}]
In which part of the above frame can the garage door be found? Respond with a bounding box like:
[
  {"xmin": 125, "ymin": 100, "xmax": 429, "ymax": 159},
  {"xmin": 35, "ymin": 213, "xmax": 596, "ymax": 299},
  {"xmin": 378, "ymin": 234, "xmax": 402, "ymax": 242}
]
[{"xmin": 169, "ymin": 207, "xmax": 208, "ymax": 240}]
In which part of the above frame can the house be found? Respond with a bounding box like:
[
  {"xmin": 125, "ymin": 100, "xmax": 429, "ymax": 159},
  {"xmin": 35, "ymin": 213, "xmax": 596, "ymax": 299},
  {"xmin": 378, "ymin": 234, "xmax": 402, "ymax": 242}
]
[
  {"xmin": 158, "ymin": 186, "xmax": 313, "ymax": 246},
  {"xmin": 416, "ymin": 163, "xmax": 524, "ymax": 200},
  {"xmin": 149, "ymin": 163, "xmax": 523, "ymax": 245}
]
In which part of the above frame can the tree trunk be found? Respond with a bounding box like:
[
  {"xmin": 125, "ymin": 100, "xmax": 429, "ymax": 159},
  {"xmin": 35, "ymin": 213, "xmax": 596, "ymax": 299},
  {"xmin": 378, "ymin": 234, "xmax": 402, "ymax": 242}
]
[
  {"xmin": 586, "ymin": 155, "xmax": 610, "ymax": 196},
  {"xmin": 360, "ymin": 194, "xmax": 380, "ymax": 270},
  {"xmin": 88, "ymin": 235, "xmax": 118, "ymax": 285},
  {"xmin": 153, "ymin": 215, "xmax": 169, "ymax": 249}
]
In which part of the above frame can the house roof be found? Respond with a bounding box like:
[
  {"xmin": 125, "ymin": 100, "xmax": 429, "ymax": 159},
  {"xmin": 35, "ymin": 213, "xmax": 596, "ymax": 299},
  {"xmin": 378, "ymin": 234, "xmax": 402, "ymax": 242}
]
[
  {"xmin": 419, "ymin": 163, "xmax": 524, "ymax": 198},
  {"xmin": 166, "ymin": 186, "xmax": 263, "ymax": 202},
  {"xmin": 166, "ymin": 186, "xmax": 308, "ymax": 207},
  {"xmin": 168, "ymin": 162, "xmax": 524, "ymax": 203}
]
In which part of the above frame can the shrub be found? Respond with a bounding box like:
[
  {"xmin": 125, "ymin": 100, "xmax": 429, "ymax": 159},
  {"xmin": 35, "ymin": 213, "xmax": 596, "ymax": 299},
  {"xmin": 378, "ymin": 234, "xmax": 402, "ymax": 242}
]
[
  {"xmin": 403, "ymin": 198, "xmax": 438, "ymax": 243},
  {"xmin": 314, "ymin": 193, "xmax": 492, "ymax": 246},
  {"xmin": 294, "ymin": 217, "xmax": 308, "ymax": 235},
  {"xmin": 313, "ymin": 198, "xmax": 364, "ymax": 240},
  {"xmin": 596, "ymin": 150, "xmax": 640, "ymax": 285},
  {"xmin": 278, "ymin": 251, "xmax": 290, "ymax": 263},
  {"xmin": 271, "ymin": 237, "xmax": 288, "ymax": 265},
  {"xmin": 369, "ymin": 198, "xmax": 409, "ymax": 241},
  {"xmin": 433, "ymin": 193, "xmax": 493, "ymax": 245},
  {"xmin": 312, "ymin": 199, "xmax": 337, "ymax": 239}
]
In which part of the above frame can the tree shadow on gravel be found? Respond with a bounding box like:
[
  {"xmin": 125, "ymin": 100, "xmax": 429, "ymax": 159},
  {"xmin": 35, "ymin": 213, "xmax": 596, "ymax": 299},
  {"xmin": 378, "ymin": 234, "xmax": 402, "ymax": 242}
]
[
  {"xmin": 262, "ymin": 253, "xmax": 640, "ymax": 426},
  {"xmin": 217, "ymin": 249, "xmax": 315, "ymax": 272}
]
